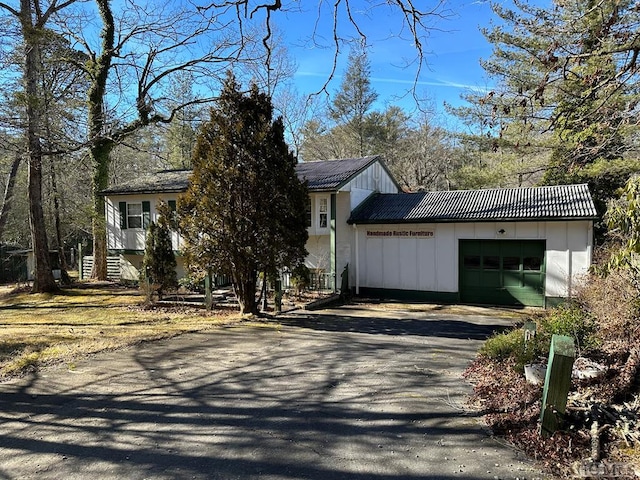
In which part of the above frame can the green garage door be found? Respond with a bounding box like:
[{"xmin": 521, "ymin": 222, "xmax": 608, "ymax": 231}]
[{"xmin": 459, "ymin": 240, "xmax": 546, "ymax": 307}]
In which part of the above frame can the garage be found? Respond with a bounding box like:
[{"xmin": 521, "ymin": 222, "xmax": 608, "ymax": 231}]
[
  {"xmin": 348, "ymin": 184, "xmax": 598, "ymax": 307},
  {"xmin": 459, "ymin": 240, "xmax": 546, "ymax": 307}
]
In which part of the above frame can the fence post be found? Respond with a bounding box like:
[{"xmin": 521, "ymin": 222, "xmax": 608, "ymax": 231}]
[
  {"xmin": 540, "ymin": 334, "xmax": 575, "ymax": 437},
  {"xmin": 204, "ymin": 269, "xmax": 213, "ymax": 310},
  {"xmin": 78, "ymin": 243, "xmax": 83, "ymax": 280},
  {"xmin": 274, "ymin": 278, "xmax": 282, "ymax": 313}
]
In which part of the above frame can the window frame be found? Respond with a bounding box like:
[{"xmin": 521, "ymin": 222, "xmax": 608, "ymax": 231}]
[
  {"xmin": 118, "ymin": 200, "xmax": 150, "ymax": 230},
  {"xmin": 317, "ymin": 196, "xmax": 329, "ymax": 230}
]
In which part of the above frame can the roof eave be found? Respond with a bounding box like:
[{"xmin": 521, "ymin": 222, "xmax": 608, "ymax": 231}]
[
  {"xmin": 101, "ymin": 187, "xmax": 188, "ymax": 196},
  {"xmin": 349, "ymin": 216, "xmax": 598, "ymax": 225},
  {"xmin": 333, "ymin": 155, "xmax": 401, "ymax": 192}
]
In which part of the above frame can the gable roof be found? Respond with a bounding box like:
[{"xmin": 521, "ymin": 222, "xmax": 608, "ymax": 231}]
[
  {"xmin": 101, "ymin": 169, "xmax": 191, "ymax": 196},
  {"xmin": 349, "ymin": 184, "xmax": 597, "ymax": 224},
  {"xmin": 102, "ymin": 156, "xmax": 391, "ymax": 196},
  {"xmin": 296, "ymin": 155, "xmax": 393, "ymax": 191}
]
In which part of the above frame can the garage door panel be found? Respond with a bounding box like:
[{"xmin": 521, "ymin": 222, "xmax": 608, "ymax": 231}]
[
  {"xmin": 503, "ymin": 271, "xmax": 522, "ymax": 287},
  {"xmin": 482, "ymin": 271, "xmax": 501, "ymax": 288},
  {"xmin": 460, "ymin": 240, "xmax": 546, "ymax": 307}
]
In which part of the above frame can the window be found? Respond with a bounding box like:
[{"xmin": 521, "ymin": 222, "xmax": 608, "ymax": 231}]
[
  {"xmin": 503, "ymin": 256, "xmax": 520, "ymax": 270},
  {"xmin": 483, "ymin": 255, "xmax": 500, "ymax": 270},
  {"xmin": 119, "ymin": 201, "xmax": 150, "ymax": 229},
  {"xmin": 318, "ymin": 197, "xmax": 328, "ymax": 228},
  {"xmin": 463, "ymin": 255, "xmax": 481, "ymax": 269},
  {"xmin": 524, "ymin": 256, "xmax": 542, "ymax": 271},
  {"xmin": 127, "ymin": 203, "xmax": 143, "ymax": 229}
]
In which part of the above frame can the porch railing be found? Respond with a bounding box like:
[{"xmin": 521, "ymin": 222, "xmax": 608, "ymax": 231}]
[{"xmin": 280, "ymin": 270, "xmax": 335, "ymax": 292}]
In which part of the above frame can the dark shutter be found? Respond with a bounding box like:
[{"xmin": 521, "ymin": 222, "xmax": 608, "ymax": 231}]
[
  {"xmin": 119, "ymin": 202, "xmax": 127, "ymax": 229},
  {"xmin": 142, "ymin": 201, "xmax": 151, "ymax": 229},
  {"xmin": 168, "ymin": 200, "xmax": 176, "ymax": 211}
]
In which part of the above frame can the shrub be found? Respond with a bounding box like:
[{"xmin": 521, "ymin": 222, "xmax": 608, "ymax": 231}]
[
  {"xmin": 290, "ymin": 264, "xmax": 310, "ymax": 295},
  {"xmin": 178, "ymin": 273, "xmax": 206, "ymax": 294},
  {"xmin": 480, "ymin": 329, "xmax": 524, "ymax": 360},
  {"xmin": 575, "ymin": 268, "xmax": 640, "ymax": 355},
  {"xmin": 537, "ymin": 304, "xmax": 598, "ymax": 356},
  {"xmin": 141, "ymin": 221, "xmax": 178, "ymax": 300},
  {"xmin": 479, "ymin": 328, "xmax": 543, "ymax": 372}
]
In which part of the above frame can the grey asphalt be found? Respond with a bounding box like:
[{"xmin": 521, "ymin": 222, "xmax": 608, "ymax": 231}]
[{"xmin": 0, "ymin": 304, "xmax": 548, "ymax": 480}]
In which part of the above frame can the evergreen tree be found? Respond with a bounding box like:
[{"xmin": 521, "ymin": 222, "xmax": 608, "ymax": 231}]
[
  {"xmin": 328, "ymin": 42, "xmax": 379, "ymax": 157},
  {"xmin": 141, "ymin": 220, "xmax": 177, "ymax": 300},
  {"xmin": 176, "ymin": 72, "xmax": 308, "ymax": 314},
  {"xmin": 454, "ymin": 0, "xmax": 640, "ymax": 233}
]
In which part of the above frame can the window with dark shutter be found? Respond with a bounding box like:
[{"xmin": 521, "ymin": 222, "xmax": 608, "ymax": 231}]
[
  {"xmin": 119, "ymin": 201, "xmax": 128, "ymax": 229},
  {"xmin": 142, "ymin": 201, "xmax": 151, "ymax": 229}
]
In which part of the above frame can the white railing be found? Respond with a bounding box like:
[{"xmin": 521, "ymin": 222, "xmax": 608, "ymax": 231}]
[{"xmin": 280, "ymin": 270, "xmax": 335, "ymax": 292}]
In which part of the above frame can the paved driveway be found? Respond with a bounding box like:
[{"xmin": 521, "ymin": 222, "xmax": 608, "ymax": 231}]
[{"xmin": 0, "ymin": 305, "xmax": 545, "ymax": 479}]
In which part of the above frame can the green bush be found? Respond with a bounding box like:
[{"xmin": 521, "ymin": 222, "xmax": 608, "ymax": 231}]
[
  {"xmin": 538, "ymin": 304, "xmax": 598, "ymax": 355},
  {"xmin": 480, "ymin": 325, "xmax": 547, "ymax": 373},
  {"xmin": 481, "ymin": 329, "xmax": 526, "ymax": 360},
  {"xmin": 178, "ymin": 273, "xmax": 206, "ymax": 294},
  {"xmin": 290, "ymin": 264, "xmax": 310, "ymax": 294}
]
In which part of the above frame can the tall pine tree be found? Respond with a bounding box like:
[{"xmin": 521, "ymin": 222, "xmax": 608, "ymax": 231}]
[{"xmin": 176, "ymin": 72, "xmax": 308, "ymax": 314}]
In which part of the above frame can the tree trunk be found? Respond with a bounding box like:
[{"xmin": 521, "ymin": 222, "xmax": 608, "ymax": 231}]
[
  {"xmin": 91, "ymin": 147, "xmax": 110, "ymax": 280},
  {"xmin": 88, "ymin": 0, "xmax": 115, "ymax": 280},
  {"xmin": 50, "ymin": 154, "xmax": 72, "ymax": 284},
  {"xmin": 234, "ymin": 270, "xmax": 258, "ymax": 315},
  {"xmin": 20, "ymin": 0, "xmax": 58, "ymax": 293},
  {"xmin": 0, "ymin": 154, "xmax": 22, "ymax": 239}
]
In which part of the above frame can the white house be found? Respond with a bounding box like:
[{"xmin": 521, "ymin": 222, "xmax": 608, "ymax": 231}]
[
  {"xmin": 102, "ymin": 156, "xmax": 597, "ymax": 307},
  {"xmin": 101, "ymin": 156, "xmax": 399, "ymax": 288}
]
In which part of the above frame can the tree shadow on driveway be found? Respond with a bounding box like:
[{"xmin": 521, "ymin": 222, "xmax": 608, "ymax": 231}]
[
  {"xmin": 278, "ymin": 308, "xmax": 514, "ymax": 340},
  {"xmin": 0, "ymin": 307, "xmax": 537, "ymax": 480}
]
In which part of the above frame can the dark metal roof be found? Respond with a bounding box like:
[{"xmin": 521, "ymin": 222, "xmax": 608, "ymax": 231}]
[
  {"xmin": 101, "ymin": 170, "xmax": 191, "ymax": 195},
  {"xmin": 349, "ymin": 184, "xmax": 598, "ymax": 224},
  {"xmin": 296, "ymin": 155, "xmax": 384, "ymax": 191},
  {"xmin": 102, "ymin": 156, "xmax": 387, "ymax": 195}
]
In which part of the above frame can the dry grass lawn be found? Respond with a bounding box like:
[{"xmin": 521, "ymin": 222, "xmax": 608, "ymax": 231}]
[{"xmin": 0, "ymin": 283, "xmax": 241, "ymax": 379}]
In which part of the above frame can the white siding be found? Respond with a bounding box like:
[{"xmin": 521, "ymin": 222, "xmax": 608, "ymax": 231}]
[
  {"xmin": 353, "ymin": 220, "xmax": 593, "ymax": 299},
  {"xmin": 105, "ymin": 194, "xmax": 182, "ymax": 252},
  {"xmin": 339, "ymin": 161, "xmax": 399, "ymax": 211}
]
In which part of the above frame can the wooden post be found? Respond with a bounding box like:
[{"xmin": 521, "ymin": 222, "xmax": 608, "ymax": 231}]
[
  {"xmin": 204, "ymin": 269, "xmax": 213, "ymax": 310},
  {"xmin": 78, "ymin": 243, "xmax": 83, "ymax": 280},
  {"xmin": 540, "ymin": 334, "xmax": 575, "ymax": 437},
  {"xmin": 274, "ymin": 278, "xmax": 282, "ymax": 313}
]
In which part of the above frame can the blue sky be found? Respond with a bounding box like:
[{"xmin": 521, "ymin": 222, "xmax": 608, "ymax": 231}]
[{"xmin": 274, "ymin": 0, "xmax": 503, "ymax": 127}]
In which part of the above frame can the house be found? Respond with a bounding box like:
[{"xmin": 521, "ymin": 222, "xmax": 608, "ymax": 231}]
[
  {"xmin": 348, "ymin": 185, "xmax": 597, "ymax": 307},
  {"xmin": 101, "ymin": 155, "xmax": 399, "ymax": 288},
  {"xmin": 102, "ymin": 156, "xmax": 597, "ymax": 307}
]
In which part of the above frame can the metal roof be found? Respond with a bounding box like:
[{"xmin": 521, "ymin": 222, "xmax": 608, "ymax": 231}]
[
  {"xmin": 348, "ymin": 184, "xmax": 598, "ymax": 224},
  {"xmin": 295, "ymin": 156, "xmax": 384, "ymax": 191},
  {"xmin": 102, "ymin": 156, "xmax": 386, "ymax": 195}
]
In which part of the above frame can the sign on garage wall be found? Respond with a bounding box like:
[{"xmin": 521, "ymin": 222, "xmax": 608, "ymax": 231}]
[{"xmin": 366, "ymin": 230, "xmax": 434, "ymax": 238}]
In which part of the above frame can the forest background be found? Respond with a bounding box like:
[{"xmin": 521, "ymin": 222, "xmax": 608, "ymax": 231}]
[{"xmin": 0, "ymin": 0, "xmax": 638, "ymax": 291}]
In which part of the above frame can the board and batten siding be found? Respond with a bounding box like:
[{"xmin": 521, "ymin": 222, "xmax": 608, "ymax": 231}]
[
  {"xmin": 338, "ymin": 160, "xmax": 399, "ymax": 211},
  {"xmin": 352, "ymin": 220, "xmax": 593, "ymax": 300}
]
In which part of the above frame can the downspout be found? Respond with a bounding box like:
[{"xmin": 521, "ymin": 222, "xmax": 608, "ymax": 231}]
[
  {"xmin": 353, "ymin": 223, "xmax": 359, "ymax": 295},
  {"xmin": 330, "ymin": 193, "xmax": 337, "ymax": 292}
]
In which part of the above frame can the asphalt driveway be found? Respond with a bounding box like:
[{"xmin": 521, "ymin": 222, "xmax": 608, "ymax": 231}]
[{"xmin": 0, "ymin": 304, "xmax": 546, "ymax": 479}]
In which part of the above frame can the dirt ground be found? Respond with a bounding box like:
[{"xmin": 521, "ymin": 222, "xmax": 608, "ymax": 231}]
[{"xmin": 0, "ymin": 304, "xmax": 550, "ymax": 479}]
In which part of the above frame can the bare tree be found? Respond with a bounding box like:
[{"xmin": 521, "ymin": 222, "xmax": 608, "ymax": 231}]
[
  {"xmin": 0, "ymin": 0, "xmax": 80, "ymax": 293},
  {"xmin": 54, "ymin": 0, "xmax": 257, "ymax": 279}
]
